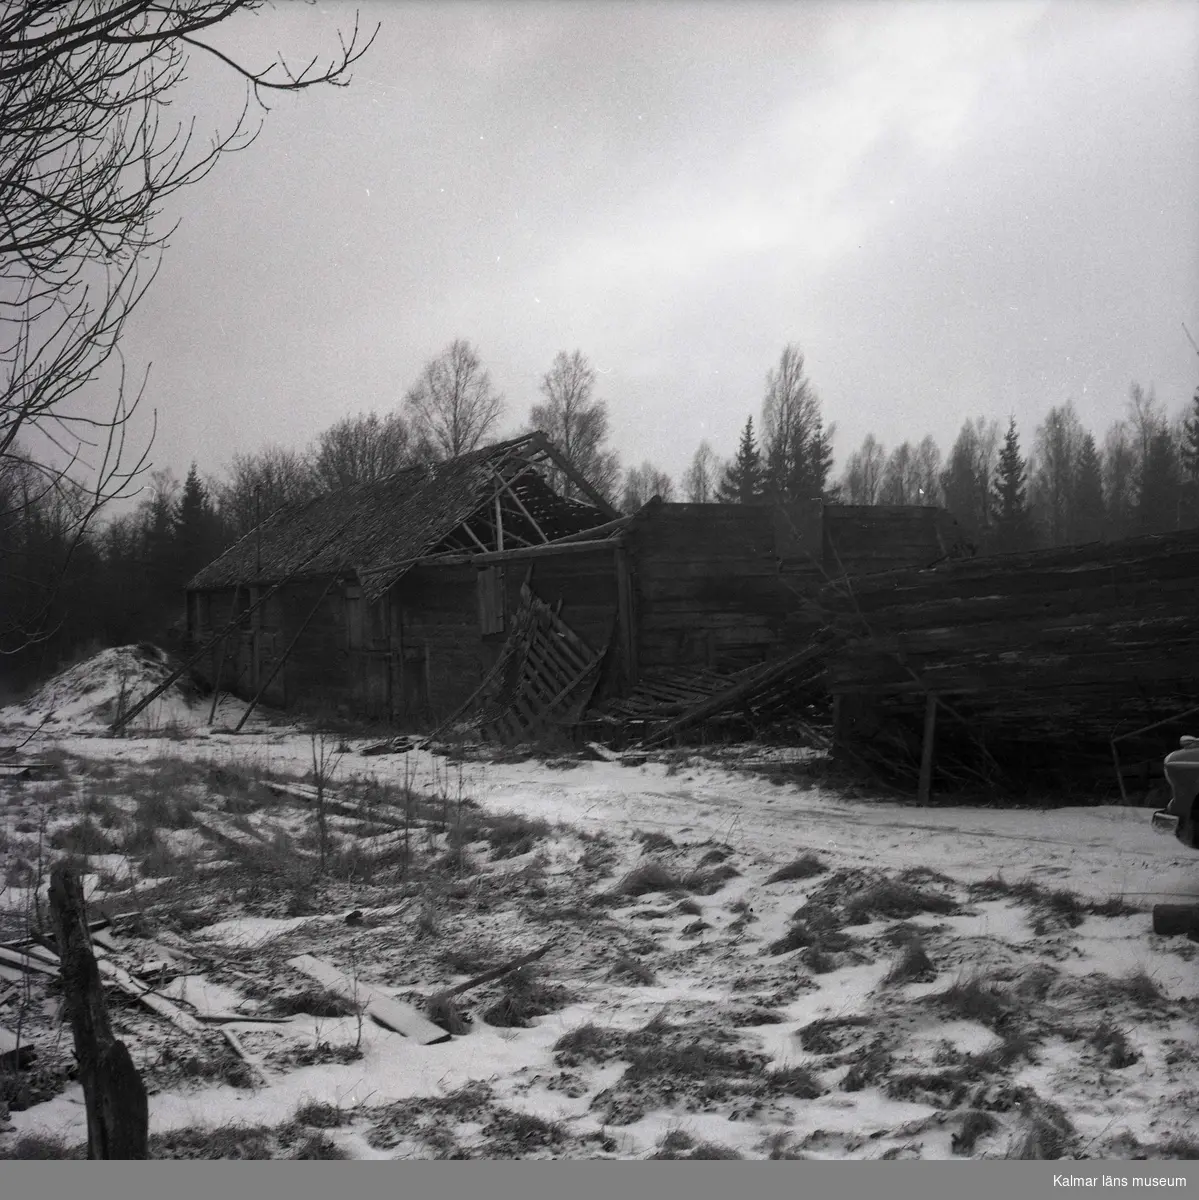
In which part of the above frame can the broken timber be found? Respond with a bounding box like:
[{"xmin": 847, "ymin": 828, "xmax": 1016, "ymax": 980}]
[
  {"xmin": 286, "ymin": 954, "xmax": 451, "ymax": 1045},
  {"xmin": 636, "ymin": 637, "xmax": 832, "ymax": 749}
]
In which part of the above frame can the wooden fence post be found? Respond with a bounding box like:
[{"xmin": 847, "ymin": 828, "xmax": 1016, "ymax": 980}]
[{"xmin": 49, "ymin": 866, "xmax": 148, "ymax": 1159}]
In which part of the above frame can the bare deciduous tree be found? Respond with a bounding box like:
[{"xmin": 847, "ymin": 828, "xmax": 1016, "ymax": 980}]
[
  {"xmin": 913, "ymin": 434, "xmax": 943, "ymax": 505},
  {"xmin": 682, "ymin": 440, "xmax": 719, "ymax": 502},
  {"xmin": 879, "ymin": 441, "xmax": 922, "ymax": 505},
  {"xmin": 528, "ymin": 350, "xmax": 619, "ymax": 501},
  {"xmin": 1029, "ymin": 402, "xmax": 1085, "ymax": 547},
  {"xmin": 840, "ymin": 433, "xmax": 886, "ymax": 505},
  {"xmin": 311, "ymin": 411, "xmax": 418, "ymax": 492},
  {"xmin": 405, "ymin": 340, "xmax": 505, "ymax": 460},
  {"xmin": 940, "ymin": 417, "xmax": 999, "ymax": 543},
  {"xmin": 0, "ymin": 1, "xmax": 377, "ymax": 648},
  {"xmin": 760, "ymin": 344, "xmax": 834, "ymax": 502},
  {"xmin": 217, "ymin": 445, "xmax": 316, "ymax": 539},
  {"xmin": 621, "ymin": 461, "xmax": 674, "ymax": 513}
]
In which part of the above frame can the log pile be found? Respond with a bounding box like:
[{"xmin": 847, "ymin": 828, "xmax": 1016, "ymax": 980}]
[{"xmin": 816, "ymin": 527, "xmax": 1199, "ymax": 790}]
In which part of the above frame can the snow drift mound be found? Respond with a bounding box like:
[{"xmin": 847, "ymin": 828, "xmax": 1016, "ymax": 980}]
[{"xmin": 4, "ymin": 643, "xmax": 208, "ymax": 732}]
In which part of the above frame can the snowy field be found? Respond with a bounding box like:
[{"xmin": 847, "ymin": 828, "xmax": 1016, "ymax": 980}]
[{"xmin": 2, "ymin": 648, "xmax": 1198, "ymax": 1161}]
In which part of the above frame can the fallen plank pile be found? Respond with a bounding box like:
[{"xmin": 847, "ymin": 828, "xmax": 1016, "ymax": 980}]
[{"xmin": 579, "ymin": 636, "xmax": 833, "ymax": 750}]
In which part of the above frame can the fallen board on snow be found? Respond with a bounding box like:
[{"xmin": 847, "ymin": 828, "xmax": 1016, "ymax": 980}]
[
  {"xmin": 285, "ymin": 954, "xmax": 450, "ymax": 1045},
  {"xmin": 0, "ymin": 946, "xmax": 60, "ymax": 977},
  {"xmin": 95, "ymin": 958, "xmax": 204, "ymax": 1037}
]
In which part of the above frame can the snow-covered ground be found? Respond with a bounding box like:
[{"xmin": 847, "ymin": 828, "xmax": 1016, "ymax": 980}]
[{"xmin": 2, "ymin": 649, "xmax": 1198, "ymax": 1161}]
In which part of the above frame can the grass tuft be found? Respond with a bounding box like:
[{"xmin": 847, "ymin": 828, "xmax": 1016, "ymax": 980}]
[
  {"xmin": 883, "ymin": 937, "xmax": 936, "ymax": 986},
  {"xmin": 765, "ymin": 853, "xmax": 826, "ymax": 884}
]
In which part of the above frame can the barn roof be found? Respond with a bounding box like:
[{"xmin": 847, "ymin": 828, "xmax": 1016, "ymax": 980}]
[{"xmin": 186, "ymin": 433, "xmax": 614, "ymax": 603}]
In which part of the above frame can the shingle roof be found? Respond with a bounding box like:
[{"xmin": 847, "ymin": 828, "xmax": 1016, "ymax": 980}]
[{"xmin": 186, "ymin": 434, "xmax": 610, "ymax": 603}]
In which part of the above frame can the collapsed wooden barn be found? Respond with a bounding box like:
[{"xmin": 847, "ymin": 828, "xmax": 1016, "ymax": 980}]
[
  {"xmin": 817, "ymin": 527, "xmax": 1199, "ymax": 796},
  {"xmin": 183, "ymin": 433, "xmax": 972, "ymax": 742},
  {"xmin": 184, "ymin": 434, "xmax": 622, "ymax": 726}
]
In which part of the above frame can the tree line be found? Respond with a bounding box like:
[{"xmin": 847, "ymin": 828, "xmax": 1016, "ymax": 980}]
[
  {"xmin": 835, "ymin": 382, "xmax": 1199, "ymax": 554},
  {"xmin": 3, "ymin": 329, "xmax": 1194, "ymax": 689}
]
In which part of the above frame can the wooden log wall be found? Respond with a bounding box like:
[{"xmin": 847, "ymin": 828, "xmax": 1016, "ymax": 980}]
[
  {"xmin": 626, "ymin": 505, "xmax": 796, "ymax": 671},
  {"xmin": 823, "ymin": 506, "xmax": 963, "ymax": 576},
  {"xmin": 818, "ymin": 527, "xmax": 1199, "ymax": 784}
]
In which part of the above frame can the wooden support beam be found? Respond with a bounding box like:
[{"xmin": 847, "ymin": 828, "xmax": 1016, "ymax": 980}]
[
  {"xmin": 491, "ymin": 469, "xmax": 550, "ymax": 543},
  {"xmin": 494, "ymin": 493, "xmax": 504, "ymax": 552},
  {"xmin": 918, "ymin": 692, "xmax": 938, "ymax": 805},
  {"xmin": 458, "ymin": 520, "xmax": 489, "ymax": 553},
  {"xmin": 471, "ymin": 537, "xmax": 618, "ymax": 566},
  {"xmin": 525, "ymin": 432, "xmax": 620, "ymax": 518},
  {"xmin": 233, "ymin": 574, "xmax": 341, "ymax": 733},
  {"xmin": 206, "ymin": 583, "xmax": 242, "ymax": 725},
  {"xmin": 614, "ymin": 543, "xmax": 636, "ymax": 686}
]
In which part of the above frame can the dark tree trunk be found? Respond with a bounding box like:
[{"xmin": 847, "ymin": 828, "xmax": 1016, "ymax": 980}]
[{"xmin": 48, "ymin": 866, "xmax": 148, "ymax": 1159}]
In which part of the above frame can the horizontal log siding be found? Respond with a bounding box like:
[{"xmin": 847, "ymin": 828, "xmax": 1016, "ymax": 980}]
[
  {"xmin": 628, "ymin": 505, "xmax": 793, "ymax": 670},
  {"xmin": 394, "ymin": 564, "xmax": 486, "ymax": 721}
]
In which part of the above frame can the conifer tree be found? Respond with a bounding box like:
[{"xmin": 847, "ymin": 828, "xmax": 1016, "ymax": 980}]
[
  {"xmin": 1070, "ymin": 432, "xmax": 1106, "ymax": 544},
  {"xmin": 715, "ymin": 416, "xmax": 765, "ymax": 503},
  {"xmin": 990, "ymin": 418, "xmax": 1034, "ymax": 553}
]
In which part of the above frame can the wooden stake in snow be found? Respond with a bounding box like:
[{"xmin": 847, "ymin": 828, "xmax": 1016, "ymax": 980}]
[{"xmin": 49, "ymin": 865, "xmax": 149, "ymax": 1160}]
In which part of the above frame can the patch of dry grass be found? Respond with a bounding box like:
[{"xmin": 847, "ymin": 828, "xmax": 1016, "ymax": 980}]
[
  {"xmin": 609, "ymin": 955, "xmax": 657, "ymax": 986},
  {"xmin": 934, "ymin": 972, "xmax": 1011, "ymax": 1029},
  {"xmin": 952, "ymin": 1110, "xmax": 998, "ymax": 1156},
  {"xmin": 480, "ymin": 966, "xmax": 573, "ymax": 1028},
  {"xmin": 1088, "ymin": 1018, "xmax": 1138, "ymax": 1068},
  {"xmin": 883, "ymin": 936, "xmax": 936, "ymax": 985},
  {"xmin": 765, "ymin": 853, "xmax": 826, "ymax": 884}
]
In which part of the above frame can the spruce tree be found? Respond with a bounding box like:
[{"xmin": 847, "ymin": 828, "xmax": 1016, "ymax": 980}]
[
  {"xmin": 1070, "ymin": 432, "xmax": 1106, "ymax": 544},
  {"xmin": 173, "ymin": 463, "xmax": 223, "ymax": 583},
  {"xmin": 716, "ymin": 416, "xmax": 764, "ymax": 503},
  {"xmin": 990, "ymin": 418, "xmax": 1034, "ymax": 553}
]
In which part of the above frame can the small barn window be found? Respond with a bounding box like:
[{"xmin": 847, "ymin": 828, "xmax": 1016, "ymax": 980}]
[{"xmin": 477, "ymin": 567, "xmax": 506, "ymax": 637}]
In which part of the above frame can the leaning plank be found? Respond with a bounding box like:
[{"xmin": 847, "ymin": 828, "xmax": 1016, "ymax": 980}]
[
  {"xmin": 286, "ymin": 954, "xmax": 450, "ymax": 1045},
  {"xmin": 95, "ymin": 958, "xmax": 204, "ymax": 1037}
]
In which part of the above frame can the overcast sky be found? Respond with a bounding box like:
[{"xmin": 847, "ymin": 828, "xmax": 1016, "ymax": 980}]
[{"xmin": 117, "ymin": 0, "xmax": 1199, "ymax": 494}]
